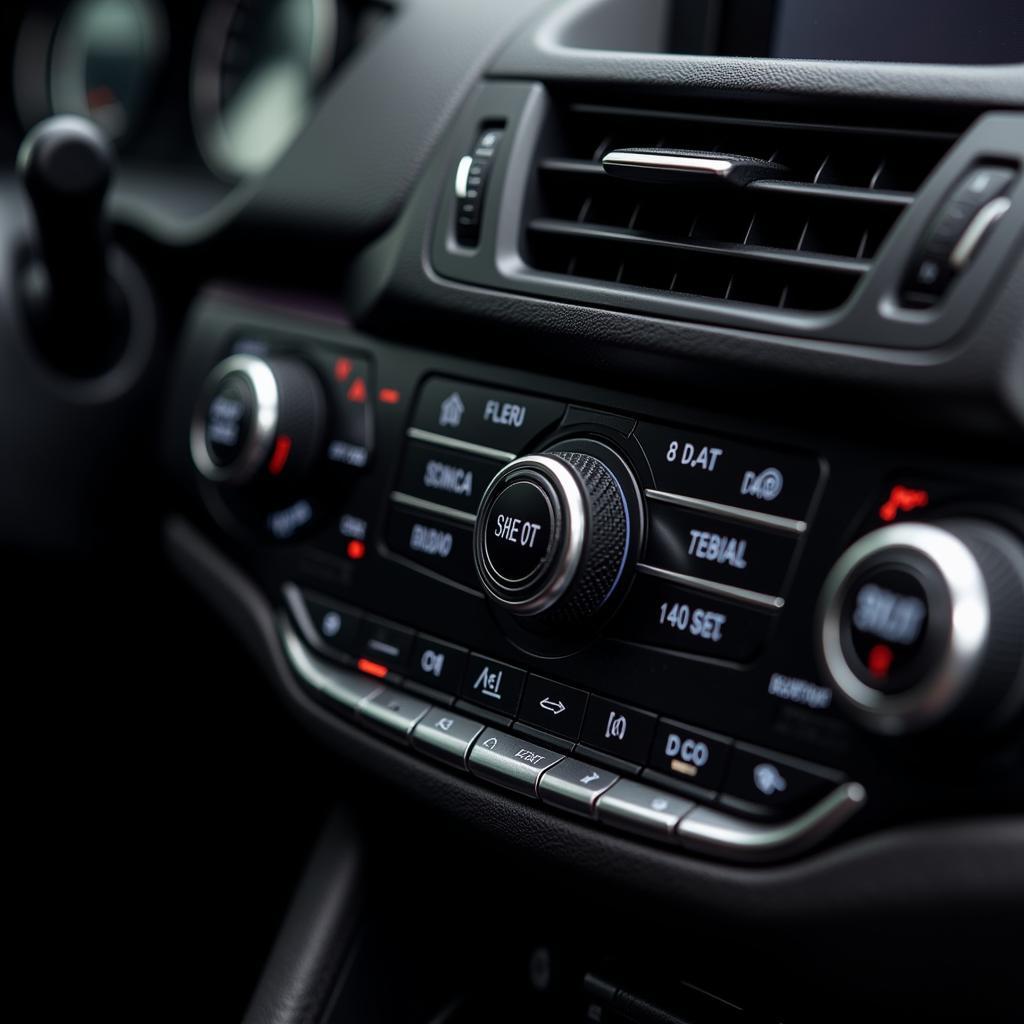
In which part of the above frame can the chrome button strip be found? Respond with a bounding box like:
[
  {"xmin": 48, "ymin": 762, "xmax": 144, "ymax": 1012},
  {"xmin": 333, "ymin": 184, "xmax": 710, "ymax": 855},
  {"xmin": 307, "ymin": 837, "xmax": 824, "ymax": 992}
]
[
  {"xmin": 406, "ymin": 427, "xmax": 516, "ymax": 463},
  {"xmin": 645, "ymin": 488, "xmax": 807, "ymax": 535}
]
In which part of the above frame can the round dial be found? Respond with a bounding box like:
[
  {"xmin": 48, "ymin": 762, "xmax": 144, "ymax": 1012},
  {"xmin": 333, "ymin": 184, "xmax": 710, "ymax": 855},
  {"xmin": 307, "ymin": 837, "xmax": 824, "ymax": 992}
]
[
  {"xmin": 192, "ymin": 0, "xmax": 341, "ymax": 179},
  {"xmin": 474, "ymin": 444, "xmax": 638, "ymax": 630},
  {"xmin": 191, "ymin": 354, "xmax": 325, "ymax": 488},
  {"xmin": 15, "ymin": 0, "xmax": 166, "ymax": 144},
  {"xmin": 817, "ymin": 520, "xmax": 1024, "ymax": 735},
  {"xmin": 51, "ymin": 0, "xmax": 166, "ymax": 141}
]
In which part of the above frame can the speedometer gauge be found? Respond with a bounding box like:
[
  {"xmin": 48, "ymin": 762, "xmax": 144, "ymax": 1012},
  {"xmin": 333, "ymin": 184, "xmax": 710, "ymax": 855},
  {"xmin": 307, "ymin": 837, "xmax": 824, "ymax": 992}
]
[
  {"xmin": 15, "ymin": 0, "xmax": 166, "ymax": 143},
  {"xmin": 192, "ymin": 0, "xmax": 342, "ymax": 180}
]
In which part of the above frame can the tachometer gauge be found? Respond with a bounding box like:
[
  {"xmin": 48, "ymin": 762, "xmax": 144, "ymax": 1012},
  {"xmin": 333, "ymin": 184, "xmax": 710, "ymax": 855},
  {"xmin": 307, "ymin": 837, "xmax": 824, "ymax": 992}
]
[
  {"xmin": 37, "ymin": 0, "xmax": 167, "ymax": 142},
  {"xmin": 192, "ymin": 0, "xmax": 341, "ymax": 180}
]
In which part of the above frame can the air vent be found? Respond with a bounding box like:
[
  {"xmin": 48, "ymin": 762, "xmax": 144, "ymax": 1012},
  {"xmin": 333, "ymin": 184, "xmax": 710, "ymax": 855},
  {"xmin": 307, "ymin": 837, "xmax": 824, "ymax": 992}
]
[{"xmin": 525, "ymin": 103, "xmax": 958, "ymax": 313}]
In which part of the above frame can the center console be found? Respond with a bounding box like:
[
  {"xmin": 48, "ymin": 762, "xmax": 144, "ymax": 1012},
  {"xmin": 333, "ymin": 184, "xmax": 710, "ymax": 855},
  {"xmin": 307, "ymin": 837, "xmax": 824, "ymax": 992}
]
[{"xmin": 164, "ymin": 290, "xmax": 1024, "ymax": 865}]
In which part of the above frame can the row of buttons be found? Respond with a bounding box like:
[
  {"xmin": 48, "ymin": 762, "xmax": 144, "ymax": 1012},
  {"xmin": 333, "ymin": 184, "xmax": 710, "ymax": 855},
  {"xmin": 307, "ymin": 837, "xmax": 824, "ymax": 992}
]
[
  {"xmin": 405, "ymin": 376, "xmax": 820, "ymax": 525},
  {"xmin": 387, "ymin": 378, "xmax": 567, "ymax": 589},
  {"xmin": 280, "ymin": 615, "xmax": 865, "ymax": 862},
  {"xmin": 623, "ymin": 422, "xmax": 819, "ymax": 662},
  {"xmin": 391, "ymin": 377, "xmax": 820, "ymax": 661},
  {"xmin": 286, "ymin": 585, "xmax": 841, "ymax": 820}
]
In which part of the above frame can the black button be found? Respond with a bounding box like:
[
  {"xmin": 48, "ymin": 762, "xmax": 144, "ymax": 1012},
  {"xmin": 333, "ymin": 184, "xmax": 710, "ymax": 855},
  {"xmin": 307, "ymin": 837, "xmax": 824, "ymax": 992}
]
[
  {"xmin": 949, "ymin": 165, "xmax": 1015, "ymax": 209},
  {"xmin": 297, "ymin": 592, "xmax": 362, "ymax": 659},
  {"xmin": 386, "ymin": 506, "xmax": 479, "ymax": 589},
  {"xmin": 634, "ymin": 421, "xmax": 820, "ymax": 523},
  {"xmin": 411, "ymin": 378, "xmax": 564, "ymax": 455},
  {"xmin": 720, "ymin": 744, "xmax": 838, "ymax": 819},
  {"xmin": 322, "ymin": 354, "xmax": 372, "ymax": 470},
  {"xmin": 645, "ymin": 501, "xmax": 798, "ymax": 596},
  {"xmin": 481, "ymin": 480, "xmax": 555, "ymax": 584},
  {"xmin": 408, "ymin": 635, "xmax": 468, "ymax": 698},
  {"xmin": 841, "ymin": 562, "xmax": 942, "ymax": 694},
  {"xmin": 517, "ymin": 675, "xmax": 589, "ymax": 741},
  {"xmin": 205, "ymin": 376, "xmax": 253, "ymax": 467},
  {"xmin": 355, "ymin": 617, "xmax": 415, "ymax": 674},
  {"xmin": 617, "ymin": 573, "xmax": 774, "ymax": 662},
  {"xmin": 461, "ymin": 654, "xmax": 526, "ymax": 715},
  {"xmin": 395, "ymin": 442, "xmax": 504, "ymax": 517},
  {"xmin": 646, "ymin": 719, "xmax": 733, "ymax": 795},
  {"xmin": 579, "ymin": 696, "xmax": 657, "ymax": 766}
]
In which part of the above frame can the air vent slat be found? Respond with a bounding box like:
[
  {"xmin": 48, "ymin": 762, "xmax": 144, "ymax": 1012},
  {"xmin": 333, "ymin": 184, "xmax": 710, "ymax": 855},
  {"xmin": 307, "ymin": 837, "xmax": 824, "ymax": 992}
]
[
  {"xmin": 539, "ymin": 159, "xmax": 916, "ymax": 207},
  {"xmin": 528, "ymin": 219, "xmax": 872, "ymax": 275},
  {"xmin": 749, "ymin": 179, "xmax": 914, "ymax": 208},
  {"xmin": 525, "ymin": 100, "xmax": 957, "ymax": 315}
]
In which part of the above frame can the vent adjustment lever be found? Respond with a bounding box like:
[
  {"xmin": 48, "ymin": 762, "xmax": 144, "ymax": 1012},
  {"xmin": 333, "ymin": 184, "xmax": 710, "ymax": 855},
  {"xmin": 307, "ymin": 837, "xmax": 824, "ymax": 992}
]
[{"xmin": 601, "ymin": 147, "xmax": 789, "ymax": 187}]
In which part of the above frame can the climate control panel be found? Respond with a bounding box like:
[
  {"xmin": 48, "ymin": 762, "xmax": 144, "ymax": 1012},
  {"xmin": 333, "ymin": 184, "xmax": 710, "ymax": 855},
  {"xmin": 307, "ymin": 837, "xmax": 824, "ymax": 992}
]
[{"xmin": 166, "ymin": 294, "xmax": 1024, "ymax": 864}]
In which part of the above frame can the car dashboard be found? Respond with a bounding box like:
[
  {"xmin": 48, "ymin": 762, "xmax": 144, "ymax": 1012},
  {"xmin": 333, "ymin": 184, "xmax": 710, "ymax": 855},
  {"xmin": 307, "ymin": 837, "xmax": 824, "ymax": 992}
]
[{"xmin": 4, "ymin": 1, "xmax": 1024, "ymax": 1021}]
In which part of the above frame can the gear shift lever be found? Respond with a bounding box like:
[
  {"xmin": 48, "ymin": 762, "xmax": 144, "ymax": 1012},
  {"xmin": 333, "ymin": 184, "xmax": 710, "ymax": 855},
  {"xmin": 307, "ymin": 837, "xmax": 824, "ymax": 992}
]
[{"xmin": 17, "ymin": 115, "xmax": 125, "ymax": 373}]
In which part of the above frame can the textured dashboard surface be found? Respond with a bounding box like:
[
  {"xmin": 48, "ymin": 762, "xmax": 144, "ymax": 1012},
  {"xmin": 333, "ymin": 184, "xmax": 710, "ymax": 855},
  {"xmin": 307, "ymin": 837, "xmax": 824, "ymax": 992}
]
[{"xmin": 494, "ymin": 0, "xmax": 1024, "ymax": 105}]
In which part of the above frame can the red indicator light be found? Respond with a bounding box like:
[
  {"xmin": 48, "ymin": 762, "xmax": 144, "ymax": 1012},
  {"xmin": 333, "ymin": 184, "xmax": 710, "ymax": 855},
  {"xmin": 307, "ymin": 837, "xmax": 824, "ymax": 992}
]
[
  {"xmin": 347, "ymin": 376, "xmax": 368, "ymax": 403},
  {"xmin": 867, "ymin": 643, "xmax": 894, "ymax": 680},
  {"xmin": 378, "ymin": 387, "xmax": 401, "ymax": 405},
  {"xmin": 334, "ymin": 357, "xmax": 353, "ymax": 381},
  {"xmin": 879, "ymin": 485, "xmax": 930, "ymax": 523},
  {"xmin": 267, "ymin": 435, "xmax": 292, "ymax": 476},
  {"xmin": 87, "ymin": 85, "xmax": 117, "ymax": 111},
  {"xmin": 346, "ymin": 539, "xmax": 366, "ymax": 560},
  {"xmin": 357, "ymin": 658, "xmax": 389, "ymax": 679}
]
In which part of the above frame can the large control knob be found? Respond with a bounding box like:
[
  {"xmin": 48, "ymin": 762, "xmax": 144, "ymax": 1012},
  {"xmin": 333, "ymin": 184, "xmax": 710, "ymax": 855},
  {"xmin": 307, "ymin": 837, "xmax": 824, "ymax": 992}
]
[
  {"xmin": 190, "ymin": 354, "xmax": 325, "ymax": 487},
  {"xmin": 817, "ymin": 521, "xmax": 1024, "ymax": 735},
  {"xmin": 473, "ymin": 445, "xmax": 640, "ymax": 629}
]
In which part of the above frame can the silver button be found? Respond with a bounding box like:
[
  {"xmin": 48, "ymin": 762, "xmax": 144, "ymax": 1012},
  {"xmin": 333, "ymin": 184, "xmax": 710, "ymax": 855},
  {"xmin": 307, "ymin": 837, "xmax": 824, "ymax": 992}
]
[
  {"xmin": 411, "ymin": 708, "xmax": 485, "ymax": 770},
  {"xmin": 538, "ymin": 758, "xmax": 619, "ymax": 817},
  {"xmin": 467, "ymin": 729, "xmax": 564, "ymax": 797},
  {"xmin": 358, "ymin": 686, "xmax": 431, "ymax": 740},
  {"xmin": 596, "ymin": 780, "xmax": 694, "ymax": 840},
  {"xmin": 281, "ymin": 617, "xmax": 382, "ymax": 712}
]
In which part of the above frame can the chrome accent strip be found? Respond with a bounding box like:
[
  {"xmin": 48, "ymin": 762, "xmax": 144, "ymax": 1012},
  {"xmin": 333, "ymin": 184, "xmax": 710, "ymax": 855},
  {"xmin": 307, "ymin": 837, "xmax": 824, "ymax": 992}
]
[
  {"xmin": 645, "ymin": 488, "xmax": 807, "ymax": 535},
  {"xmin": 676, "ymin": 782, "xmax": 867, "ymax": 863},
  {"xmin": 818, "ymin": 523, "xmax": 990, "ymax": 735},
  {"xmin": 190, "ymin": 354, "xmax": 279, "ymax": 485},
  {"xmin": 603, "ymin": 150, "xmax": 739, "ymax": 178},
  {"xmin": 279, "ymin": 615, "xmax": 383, "ymax": 712},
  {"xmin": 636, "ymin": 564, "xmax": 785, "ymax": 611},
  {"xmin": 390, "ymin": 491, "xmax": 477, "ymax": 526},
  {"xmin": 281, "ymin": 582, "xmax": 329, "ymax": 657},
  {"xmin": 406, "ymin": 427, "xmax": 516, "ymax": 463},
  {"xmin": 949, "ymin": 195, "xmax": 1012, "ymax": 270}
]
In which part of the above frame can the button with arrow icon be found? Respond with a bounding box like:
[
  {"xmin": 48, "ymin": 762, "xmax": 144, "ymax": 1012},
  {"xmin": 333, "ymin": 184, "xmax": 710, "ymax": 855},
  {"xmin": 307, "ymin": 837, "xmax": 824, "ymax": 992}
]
[{"xmin": 519, "ymin": 675, "xmax": 589, "ymax": 741}]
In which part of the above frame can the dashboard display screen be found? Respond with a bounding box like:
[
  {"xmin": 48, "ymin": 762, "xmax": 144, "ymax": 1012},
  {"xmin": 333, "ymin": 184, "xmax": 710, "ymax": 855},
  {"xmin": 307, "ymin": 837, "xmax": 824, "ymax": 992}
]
[{"xmin": 670, "ymin": 0, "xmax": 1024, "ymax": 65}]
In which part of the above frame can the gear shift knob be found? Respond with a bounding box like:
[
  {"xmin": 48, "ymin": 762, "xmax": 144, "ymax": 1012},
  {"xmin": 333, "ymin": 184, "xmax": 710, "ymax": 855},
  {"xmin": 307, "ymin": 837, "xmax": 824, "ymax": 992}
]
[{"xmin": 17, "ymin": 115, "xmax": 120, "ymax": 372}]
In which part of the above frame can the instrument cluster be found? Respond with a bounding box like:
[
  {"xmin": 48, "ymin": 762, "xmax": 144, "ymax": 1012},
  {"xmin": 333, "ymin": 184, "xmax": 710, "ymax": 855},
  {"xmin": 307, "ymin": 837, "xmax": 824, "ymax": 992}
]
[{"xmin": 10, "ymin": 0, "xmax": 389, "ymax": 180}]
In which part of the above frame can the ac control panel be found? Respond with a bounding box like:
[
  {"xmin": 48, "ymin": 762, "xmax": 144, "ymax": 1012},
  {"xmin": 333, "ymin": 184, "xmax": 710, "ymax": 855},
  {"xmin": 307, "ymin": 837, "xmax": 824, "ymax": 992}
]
[{"xmin": 165, "ymin": 293, "xmax": 1024, "ymax": 862}]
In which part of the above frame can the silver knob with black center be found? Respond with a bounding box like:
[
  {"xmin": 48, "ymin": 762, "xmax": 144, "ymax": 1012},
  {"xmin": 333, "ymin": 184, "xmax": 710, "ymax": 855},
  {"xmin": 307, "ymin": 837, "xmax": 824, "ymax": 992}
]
[
  {"xmin": 473, "ymin": 447, "xmax": 638, "ymax": 629},
  {"xmin": 190, "ymin": 354, "xmax": 325, "ymax": 488},
  {"xmin": 817, "ymin": 520, "xmax": 1024, "ymax": 735}
]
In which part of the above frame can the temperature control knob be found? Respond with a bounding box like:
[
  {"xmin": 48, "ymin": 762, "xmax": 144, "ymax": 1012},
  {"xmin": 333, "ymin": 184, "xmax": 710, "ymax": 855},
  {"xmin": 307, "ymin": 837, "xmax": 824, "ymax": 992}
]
[
  {"xmin": 474, "ymin": 445, "xmax": 640, "ymax": 630},
  {"xmin": 191, "ymin": 354, "xmax": 326, "ymax": 487},
  {"xmin": 817, "ymin": 521, "xmax": 1024, "ymax": 735}
]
